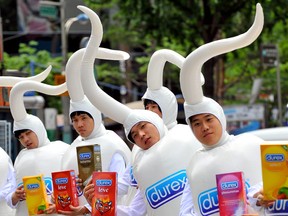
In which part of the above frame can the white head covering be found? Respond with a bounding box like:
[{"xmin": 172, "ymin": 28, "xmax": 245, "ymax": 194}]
[
  {"xmin": 184, "ymin": 97, "xmax": 229, "ymax": 149},
  {"xmin": 142, "ymin": 49, "xmax": 205, "ymax": 129},
  {"xmin": 10, "ymin": 76, "xmax": 67, "ymax": 147},
  {"xmin": 143, "ymin": 86, "xmax": 178, "ymax": 129},
  {"xmin": 123, "ymin": 109, "xmax": 166, "ymax": 144},
  {"xmin": 180, "ymin": 3, "xmax": 264, "ymax": 148}
]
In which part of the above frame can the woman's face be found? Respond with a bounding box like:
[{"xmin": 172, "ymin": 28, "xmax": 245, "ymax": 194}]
[{"xmin": 190, "ymin": 113, "xmax": 222, "ymax": 146}]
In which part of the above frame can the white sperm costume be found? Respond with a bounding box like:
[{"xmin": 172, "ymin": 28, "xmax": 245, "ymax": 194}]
[
  {"xmin": 8, "ymin": 77, "xmax": 69, "ymax": 216},
  {"xmin": 61, "ymin": 5, "xmax": 132, "ymax": 209},
  {"xmin": 178, "ymin": 3, "xmax": 282, "ymax": 216},
  {"xmin": 79, "ymin": 6, "xmax": 202, "ymax": 216},
  {"xmin": 0, "ymin": 70, "xmax": 51, "ymax": 216}
]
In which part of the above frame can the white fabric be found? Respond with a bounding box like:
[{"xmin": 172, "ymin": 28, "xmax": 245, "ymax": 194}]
[
  {"xmin": 117, "ymin": 189, "xmax": 147, "ymax": 216},
  {"xmin": 13, "ymin": 114, "xmax": 49, "ymax": 147},
  {"xmin": 0, "ymin": 148, "xmax": 15, "ymax": 215},
  {"xmin": 123, "ymin": 109, "xmax": 166, "ymax": 144},
  {"xmin": 142, "ymin": 87, "xmax": 177, "ymax": 130},
  {"xmin": 61, "ymin": 130, "xmax": 131, "ymax": 207},
  {"xmin": 179, "ymin": 181, "xmax": 197, "ymax": 216},
  {"xmin": 8, "ymin": 141, "xmax": 69, "ymax": 216},
  {"xmin": 69, "ymin": 96, "xmax": 106, "ymax": 140}
]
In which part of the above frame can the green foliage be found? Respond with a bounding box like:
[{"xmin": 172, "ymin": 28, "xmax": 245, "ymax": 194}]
[{"xmin": 3, "ymin": 41, "xmax": 63, "ymax": 112}]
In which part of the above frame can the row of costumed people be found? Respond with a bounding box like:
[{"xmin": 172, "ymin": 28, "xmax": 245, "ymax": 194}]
[
  {"xmin": 0, "ymin": 3, "xmax": 287, "ymax": 216},
  {"xmin": 78, "ymin": 3, "xmax": 288, "ymax": 216}
]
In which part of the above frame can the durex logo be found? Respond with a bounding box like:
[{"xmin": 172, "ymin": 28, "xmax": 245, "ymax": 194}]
[
  {"xmin": 27, "ymin": 183, "xmax": 40, "ymax": 190},
  {"xmin": 266, "ymin": 154, "xmax": 284, "ymax": 162},
  {"xmin": 45, "ymin": 177, "xmax": 53, "ymax": 195},
  {"xmin": 130, "ymin": 166, "xmax": 138, "ymax": 187},
  {"xmin": 221, "ymin": 181, "xmax": 239, "ymax": 190},
  {"xmin": 55, "ymin": 177, "xmax": 68, "ymax": 185},
  {"xmin": 79, "ymin": 152, "xmax": 91, "ymax": 160},
  {"xmin": 145, "ymin": 170, "xmax": 187, "ymax": 209},
  {"xmin": 198, "ymin": 188, "xmax": 219, "ymax": 215},
  {"xmin": 96, "ymin": 179, "xmax": 112, "ymax": 186}
]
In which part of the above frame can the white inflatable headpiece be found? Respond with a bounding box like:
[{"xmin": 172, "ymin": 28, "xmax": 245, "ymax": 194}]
[
  {"xmin": 181, "ymin": 3, "xmax": 263, "ymax": 123},
  {"xmin": 142, "ymin": 49, "xmax": 205, "ymax": 129},
  {"xmin": 78, "ymin": 6, "xmax": 167, "ymax": 145},
  {"xmin": 10, "ymin": 73, "xmax": 67, "ymax": 147},
  {"xmin": 69, "ymin": 6, "xmax": 132, "ymax": 139},
  {"xmin": 0, "ymin": 65, "xmax": 50, "ymax": 85}
]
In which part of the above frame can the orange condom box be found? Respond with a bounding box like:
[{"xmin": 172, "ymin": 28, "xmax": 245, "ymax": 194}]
[
  {"xmin": 22, "ymin": 174, "xmax": 49, "ymax": 215},
  {"xmin": 216, "ymin": 171, "xmax": 248, "ymax": 216},
  {"xmin": 260, "ymin": 142, "xmax": 288, "ymax": 200},
  {"xmin": 76, "ymin": 144, "xmax": 102, "ymax": 187},
  {"xmin": 51, "ymin": 170, "xmax": 79, "ymax": 211},
  {"xmin": 92, "ymin": 172, "xmax": 117, "ymax": 216}
]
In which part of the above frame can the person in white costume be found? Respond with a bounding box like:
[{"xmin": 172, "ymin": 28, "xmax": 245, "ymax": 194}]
[
  {"xmin": 0, "ymin": 147, "xmax": 15, "ymax": 216},
  {"xmin": 59, "ymin": 6, "xmax": 132, "ymax": 215},
  {"xmin": 84, "ymin": 110, "xmax": 166, "ymax": 216},
  {"xmin": 116, "ymin": 49, "xmax": 205, "ymax": 215},
  {"xmin": 7, "ymin": 78, "xmax": 70, "ymax": 215},
  {"xmin": 179, "ymin": 3, "xmax": 271, "ymax": 216},
  {"xmin": 78, "ymin": 5, "xmax": 203, "ymax": 216},
  {"xmin": 0, "ymin": 68, "xmax": 51, "ymax": 216}
]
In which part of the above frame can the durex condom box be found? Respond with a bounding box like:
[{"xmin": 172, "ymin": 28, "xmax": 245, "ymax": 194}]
[{"xmin": 216, "ymin": 171, "xmax": 248, "ymax": 216}]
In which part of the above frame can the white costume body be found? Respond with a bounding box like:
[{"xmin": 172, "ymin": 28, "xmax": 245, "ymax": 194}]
[
  {"xmin": 62, "ymin": 97, "xmax": 132, "ymax": 207},
  {"xmin": 181, "ymin": 97, "xmax": 263, "ymax": 216},
  {"xmin": 7, "ymin": 114, "xmax": 69, "ymax": 216},
  {"xmin": 0, "ymin": 148, "xmax": 15, "ymax": 215},
  {"xmin": 121, "ymin": 109, "xmax": 198, "ymax": 216}
]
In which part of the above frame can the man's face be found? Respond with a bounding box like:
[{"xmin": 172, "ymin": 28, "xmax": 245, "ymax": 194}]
[
  {"xmin": 145, "ymin": 103, "xmax": 162, "ymax": 118},
  {"xmin": 130, "ymin": 121, "xmax": 160, "ymax": 150},
  {"xmin": 71, "ymin": 113, "xmax": 94, "ymax": 138},
  {"xmin": 18, "ymin": 130, "xmax": 39, "ymax": 149},
  {"xmin": 190, "ymin": 114, "xmax": 222, "ymax": 146}
]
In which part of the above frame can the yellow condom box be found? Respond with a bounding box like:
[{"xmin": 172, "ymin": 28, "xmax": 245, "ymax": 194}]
[
  {"xmin": 23, "ymin": 174, "xmax": 49, "ymax": 215},
  {"xmin": 260, "ymin": 142, "xmax": 288, "ymax": 200}
]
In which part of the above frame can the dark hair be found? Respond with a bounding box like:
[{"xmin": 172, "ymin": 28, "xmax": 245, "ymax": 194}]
[
  {"xmin": 143, "ymin": 99, "xmax": 162, "ymax": 113},
  {"xmin": 128, "ymin": 132, "xmax": 134, "ymax": 143},
  {"xmin": 70, "ymin": 111, "xmax": 93, "ymax": 120},
  {"xmin": 14, "ymin": 129, "xmax": 30, "ymax": 139}
]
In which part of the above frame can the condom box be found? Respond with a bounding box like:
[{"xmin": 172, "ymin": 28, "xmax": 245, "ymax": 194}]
[
  {"xmin": 216, "ymin": 171, "xmax": 248, "ymax": 216},
  {"xmin": 260, "ymin": 142, "xmax": 288, "ymax": 200},
  {"xmin": 76, "ymin": 144, "xmax": 102, "ymax": 187},
  {"xmin": 22, "ymin": 174, "xmax": 49, "ymax": 215},
  {"xmin": 92, "ymin": 172, "xmax": 117, "ymax": 216},
  {"xmin": 51, "ymin": 170, "xmax": 79, "ymax": 211}
]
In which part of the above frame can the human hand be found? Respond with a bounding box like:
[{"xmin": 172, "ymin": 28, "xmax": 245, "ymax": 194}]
[
  {"xmin": 253, "ymin": 189, "xmax": 275, "ymax": 208},
  {"xmin": 83, "ymin": 178, "xmax": 94, "ymax": 206},
  {"xmin": 12, "ymin": 185, "xmax": 25, "ymax": 205},
  {"xmin": 45, "ymin": 203, "xmax": 56, "ymax": 214},
  {"xmin": 57, "ymin": 205, "xmax": 88, "ymax": 215}
]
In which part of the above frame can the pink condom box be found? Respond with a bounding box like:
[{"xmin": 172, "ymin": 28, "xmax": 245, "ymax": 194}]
[{"xmin": 216, "ymin": 171, "xmax": 248, "ymax": 216}]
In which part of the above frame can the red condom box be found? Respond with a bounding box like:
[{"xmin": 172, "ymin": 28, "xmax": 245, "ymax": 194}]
[
  {"xmin": 52, "ymin": 170, "xmax": 79, "ymax": 211},
  {"xmin": 92, "ymin": 172, "xmax": 117, "ymax": 216}
]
